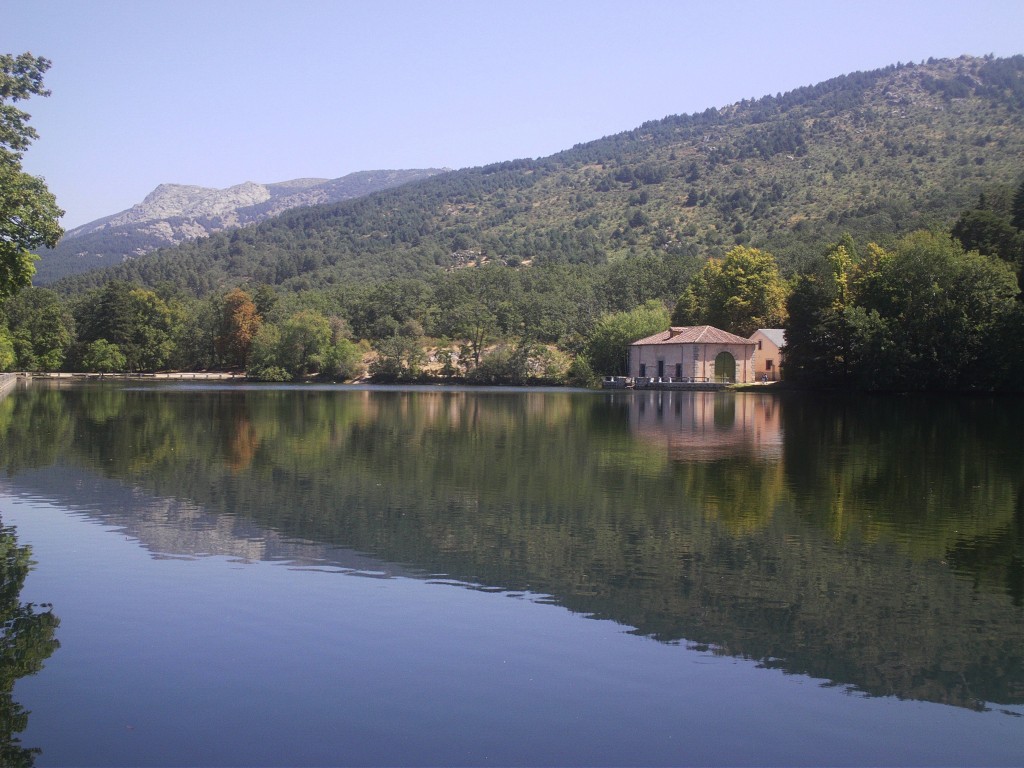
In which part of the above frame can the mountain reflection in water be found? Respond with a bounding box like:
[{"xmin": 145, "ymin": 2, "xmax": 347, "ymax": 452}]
[{"xmin": 1, "ymin": 382, "xmax": 1022, "ymax": 713}]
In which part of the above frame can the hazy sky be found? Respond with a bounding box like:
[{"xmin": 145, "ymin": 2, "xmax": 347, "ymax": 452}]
[{"xmin": 8, "ymin": 0, "xmax": 1024, "ymax": 228}]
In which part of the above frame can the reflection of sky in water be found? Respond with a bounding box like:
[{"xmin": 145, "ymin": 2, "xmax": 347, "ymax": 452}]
[{"xmin": 6, "ymin": 494, "xmax": 1024, "ymax": 768}]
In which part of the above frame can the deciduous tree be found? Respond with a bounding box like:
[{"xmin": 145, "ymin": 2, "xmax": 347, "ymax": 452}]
[
  {"xmin": 782, "ymin": 241, "xmax": 855, "ymax": 384},
  {"xmin": 0, "ymin": 326, "xmax": 13, "ymax": 371},
  {"xmin": 73, "ymin": 281, "xmax": 179, "ymax": 371},
  {"xmin": 671, "ymin": 246, "xmax": 788, "ymax": 336},
  {"xmin": 80, "ymin": 339, "xmax": 126, "ymax": 373},
  {"xmin": 214, "ymin": 288, "xmax": 262, "ymax": 369},
  {"xmin": 854, "ymin": 232, "xmax": 1018, "ymax": 388},
  {"xmin": 370, "ymin": 320, "xmax": 425, "ymax": 382},
  {"xmin": 432, "ymin": 265, "xmax": 520, "ymax": 368},
  {"xmin": 0, "ymin": 53, "xmax": 63, "ymax": 298},
  {"xmin": 786, "ymin": 231, "xmax": 1020, "ymax": 390},
  {"xmin": 1, "ymin": 287, "xmax": 73, "ymax": 371},
  {"xmin": 586, "ymin": 300, "xmax": 670, "ymax": 376},
  {"xmin": 278, "ymin": 310, "xmax": 332, "ymax": 379}
]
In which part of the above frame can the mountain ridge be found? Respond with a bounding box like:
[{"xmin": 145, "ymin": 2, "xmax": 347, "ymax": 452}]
[
  {"xmin": 36, "ymin": 168, "xmax": 448, "ymax": 283},
  {"xmin": 48, "ymin": 54, "xmax": 1024, "ymax": 295}
]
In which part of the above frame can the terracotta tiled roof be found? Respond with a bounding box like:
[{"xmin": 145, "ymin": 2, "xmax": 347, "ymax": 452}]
[{"xmin": 630, "ymin": 326, "xmax": 756, "ymax": 346}]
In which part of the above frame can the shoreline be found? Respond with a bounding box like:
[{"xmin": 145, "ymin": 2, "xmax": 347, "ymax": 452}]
[
  {"xmin": 11, "ymin": 373, "xmax": 1017, "ymax": 396},
  {"xmin": 0, "ymin": 372, "xmax": 17, "ymax": 397},
  {"xmin": 22, "ymin": 371, "xmax": 245, "ymax": 381}
]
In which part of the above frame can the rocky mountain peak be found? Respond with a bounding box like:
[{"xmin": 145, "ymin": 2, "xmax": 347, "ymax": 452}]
[{"xmin": 38, "ymin": 168, "xmax": 447, "ymax": 283}]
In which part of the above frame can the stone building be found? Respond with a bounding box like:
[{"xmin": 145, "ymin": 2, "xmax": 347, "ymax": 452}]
[
  {"xmin": 749, "ymin": 328, "xmax": 786, "ymax": 382},
  {"xmin": 628, "ymin": 326, "xmax": 757, "ymax": 384}
]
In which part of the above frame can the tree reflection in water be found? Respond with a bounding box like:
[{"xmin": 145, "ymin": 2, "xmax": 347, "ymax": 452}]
[
  {"xmin": 0, "ymin": 519, "xmax": 59, "ymax": 767},
  {"xmin": 0, "ymin": 383, "xmax": 1022, "ymax": 712}
]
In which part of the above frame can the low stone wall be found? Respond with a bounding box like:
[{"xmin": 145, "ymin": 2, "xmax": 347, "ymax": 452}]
[
  {"xmin": 633, "ymin": 378, "xmax": 730, "ymax": 391},
  {"xmin": 27, "ymin": 372, "xmax": 244, "ymax": 381},
  {"xmin": 0, "ymin": 372, "xmax": 17, "ymax": 398},
  {"xmin": 2, "ymin": 371, "xmax": 244, "ymax": 397},
  {"xmin": 602, "ymin": 376, "xmax": 731, "ymax": 391}
]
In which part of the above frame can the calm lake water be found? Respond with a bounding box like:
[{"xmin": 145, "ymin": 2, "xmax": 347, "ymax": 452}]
[{"xmin": 0, "ymin": 381, "xmax": 1022, "ymax": 766}]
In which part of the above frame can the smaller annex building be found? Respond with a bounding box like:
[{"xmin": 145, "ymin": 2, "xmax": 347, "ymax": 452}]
[
  {"xmin": 628, "ymin": 326, "xmax": 757, "ymax": 384},
  {"xmin": 749, "ymin": 328, "xmax": 786, "ymax": 382}
]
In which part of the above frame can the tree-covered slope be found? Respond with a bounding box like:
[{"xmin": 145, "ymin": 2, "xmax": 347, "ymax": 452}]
[
  {"xmin": 35, "ymin": 169, "xmax": 447, "ymax": 284},
  {"xmin": 52, "ymin": 55, "xmax": 1024, "ymax": 296}
]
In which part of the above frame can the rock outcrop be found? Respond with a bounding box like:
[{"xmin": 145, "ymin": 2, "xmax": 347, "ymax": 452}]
[{"xmin": 35, "ymin": 169, "xmax": 447, "ymax": 283}]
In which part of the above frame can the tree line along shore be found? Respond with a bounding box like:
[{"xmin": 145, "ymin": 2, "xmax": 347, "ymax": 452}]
[
  {"xmin": 3, "ymin": 54, "xmax": 1024, "ymax": 392},
  {"xmin": 3, "ymin": 198, "xmax": 1024, "ymax": 393}
]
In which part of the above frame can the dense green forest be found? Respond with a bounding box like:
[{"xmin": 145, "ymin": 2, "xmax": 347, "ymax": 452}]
[
  {"xmin": 45, "ymin": 55, "xmax": 1024, "ymax": 292},
  {"xmin": 3, "ymin": 55, "xmax": 1024, "ymax": 390},
  {"xmin": 32, "ymin": 170, "xmax": 447, "ymax": 284}
]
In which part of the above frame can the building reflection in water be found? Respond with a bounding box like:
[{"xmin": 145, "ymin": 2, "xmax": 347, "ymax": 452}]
[{"xmin": 627, "ymin": 391, "xmax": 783, "ymax": 462}]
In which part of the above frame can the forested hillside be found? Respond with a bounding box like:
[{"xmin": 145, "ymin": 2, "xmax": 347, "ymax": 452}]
[
  {"xmin": 34, "ymin": 169, "xmax": 447, "ymax": 284},
  {"xmin": 51, "ymin": 55, "xmax": 1024, "ymax": 296},
  {"xmin": 5, "ymin": 54, "xmax": 1024, "ymax": 391}
]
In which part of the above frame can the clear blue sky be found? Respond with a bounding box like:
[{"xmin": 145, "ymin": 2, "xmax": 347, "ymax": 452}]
[{"xmin": 8, "ymin": 0, "xmax": 1024, "ymax": 228}]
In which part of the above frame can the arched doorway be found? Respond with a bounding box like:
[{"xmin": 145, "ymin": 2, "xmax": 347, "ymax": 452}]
[{"xmin": 714, "ymin": 351, "xmax": 736, "ymax": 383}]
